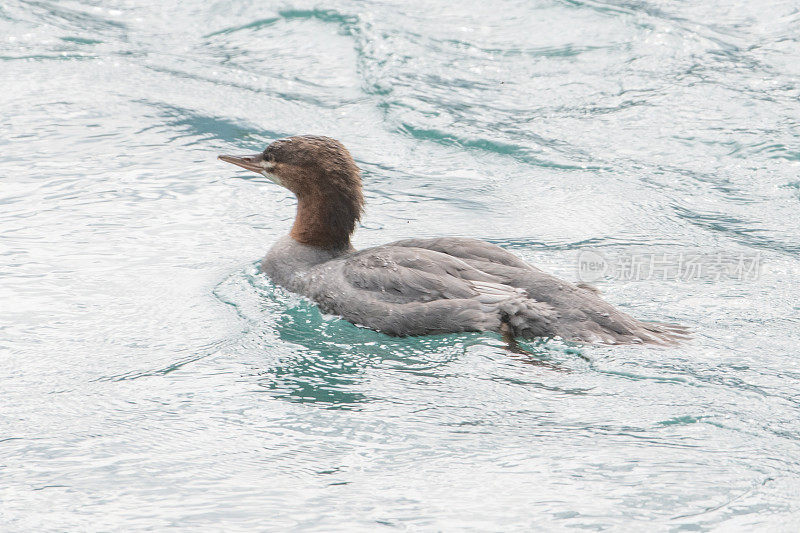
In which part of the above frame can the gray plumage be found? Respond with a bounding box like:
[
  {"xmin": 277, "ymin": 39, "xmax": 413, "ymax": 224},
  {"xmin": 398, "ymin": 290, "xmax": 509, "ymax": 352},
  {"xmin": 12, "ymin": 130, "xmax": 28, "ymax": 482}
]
[
  {"xmin": 262, "ymin": 235, "xmax": 686, "ymax": 345},
  {"xmin": 220, "ymin": 136, "xmax": 686, "ymax": 345}
]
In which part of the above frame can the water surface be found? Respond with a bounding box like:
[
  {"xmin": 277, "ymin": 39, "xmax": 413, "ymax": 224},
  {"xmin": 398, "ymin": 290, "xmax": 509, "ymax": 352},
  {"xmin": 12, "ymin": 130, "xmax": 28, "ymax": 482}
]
[{"xmin": 2, "ymin": 0, "xmax": 800, "ymax": 530}]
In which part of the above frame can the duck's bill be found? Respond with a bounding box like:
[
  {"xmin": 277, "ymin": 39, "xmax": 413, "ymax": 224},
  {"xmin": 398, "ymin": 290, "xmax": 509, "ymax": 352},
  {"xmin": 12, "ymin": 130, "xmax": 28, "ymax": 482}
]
[{"xmin": 218, "ymin": 153, "xmax": 267, "ymax": 174}]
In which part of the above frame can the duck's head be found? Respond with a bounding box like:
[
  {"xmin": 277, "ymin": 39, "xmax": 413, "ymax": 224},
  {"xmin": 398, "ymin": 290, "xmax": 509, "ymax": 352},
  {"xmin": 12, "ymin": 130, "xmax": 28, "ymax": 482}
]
[{"xmin": 219, "ymin": 135, "xmax": 364, "ymax": 249}]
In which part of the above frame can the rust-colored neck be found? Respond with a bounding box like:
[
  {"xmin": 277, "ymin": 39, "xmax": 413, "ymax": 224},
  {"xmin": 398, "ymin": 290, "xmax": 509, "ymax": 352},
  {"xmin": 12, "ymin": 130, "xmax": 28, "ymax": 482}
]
[{"xmin": 290, "ymin": 190, "xmax": 361, "ymax": 251}]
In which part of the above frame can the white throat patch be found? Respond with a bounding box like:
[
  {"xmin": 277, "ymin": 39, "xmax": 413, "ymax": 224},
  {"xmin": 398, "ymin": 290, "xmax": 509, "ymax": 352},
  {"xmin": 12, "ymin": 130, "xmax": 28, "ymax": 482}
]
[{"xmin": 260, "ymin": 162, "xmax": 283, "ymax": 186}]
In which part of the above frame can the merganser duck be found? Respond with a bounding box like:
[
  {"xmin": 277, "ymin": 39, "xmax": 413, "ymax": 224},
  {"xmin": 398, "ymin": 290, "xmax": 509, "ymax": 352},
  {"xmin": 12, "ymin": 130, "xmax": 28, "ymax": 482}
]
[{"xmin": 219, "ymin": 135, "xmax": 686, "ymax": 344}]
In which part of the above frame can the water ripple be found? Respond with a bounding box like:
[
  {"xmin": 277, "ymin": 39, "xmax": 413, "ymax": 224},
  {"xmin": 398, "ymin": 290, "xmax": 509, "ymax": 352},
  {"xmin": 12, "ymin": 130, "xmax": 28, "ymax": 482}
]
[{"xmin": 3, "ymin": 0, "xmax": 800, "ymax": 529}]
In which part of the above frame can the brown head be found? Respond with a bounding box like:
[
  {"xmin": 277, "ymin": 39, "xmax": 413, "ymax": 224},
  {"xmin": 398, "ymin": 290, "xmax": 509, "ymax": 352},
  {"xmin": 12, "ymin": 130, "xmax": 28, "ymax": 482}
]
[{"xmin": 219, "ymin": 136, "xmax": 364, "ymax": 250}]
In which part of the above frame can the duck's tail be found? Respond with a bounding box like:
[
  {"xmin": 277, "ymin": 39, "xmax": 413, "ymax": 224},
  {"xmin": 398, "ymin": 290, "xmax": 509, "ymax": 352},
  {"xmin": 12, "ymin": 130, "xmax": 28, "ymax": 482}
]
[
  {"xmin": 634, "ymin": 321, "xmax": 692, "ymax": 345},
  {"xmin": 470, "ymin": 279, "xmax": 690, "ymax": 346}
]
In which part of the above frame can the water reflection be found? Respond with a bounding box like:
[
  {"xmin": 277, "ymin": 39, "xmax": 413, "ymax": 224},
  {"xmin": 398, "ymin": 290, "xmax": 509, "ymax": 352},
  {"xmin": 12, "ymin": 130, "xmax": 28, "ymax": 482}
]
[
  {"xmin": 214, "ymin": 266, "xmax": 482, "ymax": 408},
  {"xmin": 217, "ymin": 265, "xmax": 579, "ymax": 409},
  {"xmin": 262, "ymin": 298, "xmax": 481, "ymax": 409}
]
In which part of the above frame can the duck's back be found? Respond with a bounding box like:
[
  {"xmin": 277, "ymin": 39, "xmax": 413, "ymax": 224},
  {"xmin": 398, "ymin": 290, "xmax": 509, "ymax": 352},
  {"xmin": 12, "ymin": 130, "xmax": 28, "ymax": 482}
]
[{"xmin": 264, "ymin": 236, "xmax": 685, "ymax": 344}]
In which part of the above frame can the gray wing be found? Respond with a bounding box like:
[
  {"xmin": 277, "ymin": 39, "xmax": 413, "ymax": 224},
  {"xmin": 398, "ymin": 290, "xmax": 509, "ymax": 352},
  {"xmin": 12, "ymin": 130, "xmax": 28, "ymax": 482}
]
[
  {"xmin": 299, "ymin": 237, "xmax": 686, "ymax": 344},
  {"xmin": 300, "ymin": 243, "xmax": 557, "ymax": 338},
  {"xmin": 389, "ymin": 237, "xmax": 688, "ymax": 344}
]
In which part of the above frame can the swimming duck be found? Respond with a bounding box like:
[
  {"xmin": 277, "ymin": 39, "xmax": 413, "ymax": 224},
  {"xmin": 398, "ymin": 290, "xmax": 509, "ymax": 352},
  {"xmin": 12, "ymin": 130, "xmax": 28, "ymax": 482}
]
[{"xmin": 219, "ymin": 135, "xmax": 685, "ymax": 344}]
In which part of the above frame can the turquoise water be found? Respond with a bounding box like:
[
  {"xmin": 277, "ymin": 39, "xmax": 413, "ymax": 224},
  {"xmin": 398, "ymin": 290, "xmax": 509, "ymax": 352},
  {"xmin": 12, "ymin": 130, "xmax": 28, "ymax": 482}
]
[{"xmin": 2, "ymin": 0, "xmax": 800, "ymax": 530}]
